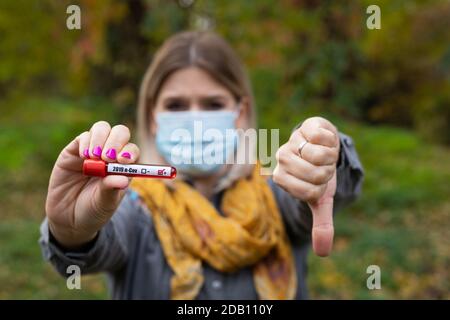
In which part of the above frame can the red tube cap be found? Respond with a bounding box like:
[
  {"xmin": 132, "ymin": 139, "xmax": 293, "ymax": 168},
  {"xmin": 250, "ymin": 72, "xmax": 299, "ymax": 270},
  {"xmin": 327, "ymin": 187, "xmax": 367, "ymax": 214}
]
[{"xmin": 83, "ymin": 159, "xmax": 107, "ymax": 177}]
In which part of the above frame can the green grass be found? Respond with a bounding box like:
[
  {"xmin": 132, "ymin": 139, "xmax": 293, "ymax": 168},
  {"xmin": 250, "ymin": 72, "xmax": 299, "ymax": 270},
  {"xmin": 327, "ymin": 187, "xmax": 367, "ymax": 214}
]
[
  {"xmin": 0, "ymin": 96, "xmax": 448, "ymax": 299},
  {"xmin": 0, "ymin": 219, "xmax": 106, "ymax": 299}
]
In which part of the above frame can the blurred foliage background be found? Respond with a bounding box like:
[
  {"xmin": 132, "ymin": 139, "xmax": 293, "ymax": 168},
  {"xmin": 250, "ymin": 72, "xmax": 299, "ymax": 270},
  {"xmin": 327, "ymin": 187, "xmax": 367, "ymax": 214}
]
[{"xmin": 0, "ymin": 0, "xmax": 448, "ymax": 299}]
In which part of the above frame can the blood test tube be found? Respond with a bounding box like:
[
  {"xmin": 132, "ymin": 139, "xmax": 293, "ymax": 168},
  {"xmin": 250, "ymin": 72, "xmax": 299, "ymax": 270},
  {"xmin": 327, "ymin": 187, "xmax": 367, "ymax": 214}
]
[{"xmin": 82, "ymin": 159, "xmax": 176, "ymax": 179}]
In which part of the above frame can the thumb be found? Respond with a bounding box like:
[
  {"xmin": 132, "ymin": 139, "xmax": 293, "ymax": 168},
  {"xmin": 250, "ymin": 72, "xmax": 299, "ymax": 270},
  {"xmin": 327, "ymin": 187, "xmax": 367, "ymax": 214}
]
[{"xmin": 308, "ymin": 170, "xmax": 337, "ymax": 257}]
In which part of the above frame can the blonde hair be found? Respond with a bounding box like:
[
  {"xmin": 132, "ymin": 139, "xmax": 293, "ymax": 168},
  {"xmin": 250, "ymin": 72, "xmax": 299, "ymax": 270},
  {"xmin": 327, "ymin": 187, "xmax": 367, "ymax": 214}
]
[{"xmin": 136, "ymin": 31, "xmax": 256, "ymax": 190}]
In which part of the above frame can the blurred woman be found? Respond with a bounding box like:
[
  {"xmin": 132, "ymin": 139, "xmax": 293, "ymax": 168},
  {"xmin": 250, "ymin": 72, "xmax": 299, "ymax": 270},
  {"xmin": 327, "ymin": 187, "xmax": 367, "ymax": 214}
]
[{"xmin": 40, "ymin": 31, "xmax": 363, "ymax": 299}]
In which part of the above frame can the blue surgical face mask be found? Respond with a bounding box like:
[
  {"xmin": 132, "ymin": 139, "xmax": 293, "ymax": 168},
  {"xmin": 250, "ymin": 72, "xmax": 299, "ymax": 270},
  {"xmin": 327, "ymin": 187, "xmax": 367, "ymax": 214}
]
[{"xmin": 155, "ymin": 110, "xmax": 239, "ymax": 177}]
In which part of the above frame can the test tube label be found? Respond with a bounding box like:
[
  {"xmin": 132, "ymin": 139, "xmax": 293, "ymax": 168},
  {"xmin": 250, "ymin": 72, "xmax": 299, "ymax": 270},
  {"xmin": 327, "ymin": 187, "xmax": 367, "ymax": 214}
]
[{"xmin": 107, "ymin": 163, "xmax": 172, "ymax": 177}]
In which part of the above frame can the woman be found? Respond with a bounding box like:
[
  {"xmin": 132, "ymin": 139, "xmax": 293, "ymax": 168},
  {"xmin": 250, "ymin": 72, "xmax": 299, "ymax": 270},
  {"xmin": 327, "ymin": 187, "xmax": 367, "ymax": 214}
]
[{"xmin": 40, "ymin": 31, "xmax": 363, "ymax": 299}]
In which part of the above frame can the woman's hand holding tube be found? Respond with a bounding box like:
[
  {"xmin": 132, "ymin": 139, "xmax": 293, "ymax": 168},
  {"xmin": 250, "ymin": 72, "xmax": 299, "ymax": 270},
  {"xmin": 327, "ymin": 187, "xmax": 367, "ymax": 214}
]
[
  {"xmin": 45, "ymin": 121, "xmax": 140, "ymax": 249},
  {"xmin": 273, "ymin": 117, "xmax": 340, "ymax": 257}
]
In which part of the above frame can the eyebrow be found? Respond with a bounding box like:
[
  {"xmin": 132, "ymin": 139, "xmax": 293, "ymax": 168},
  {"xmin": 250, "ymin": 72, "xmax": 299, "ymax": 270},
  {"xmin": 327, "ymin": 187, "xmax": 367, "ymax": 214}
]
[{"xmin": 160, "ymin": 94, "xmax": 230, "ymax": 101}]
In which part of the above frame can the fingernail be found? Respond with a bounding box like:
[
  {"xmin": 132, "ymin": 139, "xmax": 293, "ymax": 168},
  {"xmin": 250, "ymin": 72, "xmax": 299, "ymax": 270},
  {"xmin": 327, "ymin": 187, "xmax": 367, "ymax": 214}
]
[
  {"xmin": 106, "ymin": 148, "xmax": 117, "ymax": 160},
  {"xmin": 92, "ymin": 146, "xmax": 102, "ymax": 157},
  {"xmin": 83, "ymin": 148, "xmax": 90, "ymax": 158},
  {"xmin": 121, "ymin": 152, "xmax": 131, "ymax": 159}
]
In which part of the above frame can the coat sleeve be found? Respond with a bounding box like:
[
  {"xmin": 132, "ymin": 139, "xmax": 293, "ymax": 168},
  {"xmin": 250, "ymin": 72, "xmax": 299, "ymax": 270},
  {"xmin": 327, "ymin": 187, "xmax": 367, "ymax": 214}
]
[{"xmin": 38, "ymin": 190, "xmax": 143, "ymax": 276}]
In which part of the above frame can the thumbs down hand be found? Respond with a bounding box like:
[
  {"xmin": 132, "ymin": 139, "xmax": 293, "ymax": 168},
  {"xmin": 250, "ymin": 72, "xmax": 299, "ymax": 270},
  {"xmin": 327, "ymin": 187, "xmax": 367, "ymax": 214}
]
[{"xmin": 273, "ymin": 117, "xmax": 340, "ymax": 257}]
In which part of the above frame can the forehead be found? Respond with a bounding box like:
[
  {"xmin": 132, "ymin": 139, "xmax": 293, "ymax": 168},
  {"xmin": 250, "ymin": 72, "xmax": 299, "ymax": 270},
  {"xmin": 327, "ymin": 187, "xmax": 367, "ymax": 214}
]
[{"xmin": 158, "ymin": 67, "xmax": 233, "ymax": 99}]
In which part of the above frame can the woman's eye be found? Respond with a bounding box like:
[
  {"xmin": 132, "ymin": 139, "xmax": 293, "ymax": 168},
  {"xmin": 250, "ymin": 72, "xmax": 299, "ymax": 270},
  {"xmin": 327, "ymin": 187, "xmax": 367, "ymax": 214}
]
[
  {"xmin": 165, "ymin": 102, "xmax": 187, "ymax": 111},
  {"xmin": 206, "ymin": 102, "xmax": 225, "ymax": 110}
]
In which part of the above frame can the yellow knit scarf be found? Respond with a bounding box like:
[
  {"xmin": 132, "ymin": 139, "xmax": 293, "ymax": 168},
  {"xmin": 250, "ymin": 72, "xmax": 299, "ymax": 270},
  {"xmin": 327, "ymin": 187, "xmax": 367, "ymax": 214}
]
[{"xmin": 130, "ymin": 164, "xmax": 297, "ymax": 299}]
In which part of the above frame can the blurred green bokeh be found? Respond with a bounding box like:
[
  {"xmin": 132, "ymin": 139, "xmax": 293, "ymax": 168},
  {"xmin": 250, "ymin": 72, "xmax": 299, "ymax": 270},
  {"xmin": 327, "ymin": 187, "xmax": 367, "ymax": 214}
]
[{"xmin": 0, "ymin": 0, "xmax": 448, "ymax": 299}]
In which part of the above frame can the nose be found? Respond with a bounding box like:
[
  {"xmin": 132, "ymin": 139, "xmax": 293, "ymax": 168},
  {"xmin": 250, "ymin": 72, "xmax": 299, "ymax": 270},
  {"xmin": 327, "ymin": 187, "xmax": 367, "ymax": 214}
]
[{"xmin": 189, "ymin": 104, "xmax": 202, "ymax": 112}]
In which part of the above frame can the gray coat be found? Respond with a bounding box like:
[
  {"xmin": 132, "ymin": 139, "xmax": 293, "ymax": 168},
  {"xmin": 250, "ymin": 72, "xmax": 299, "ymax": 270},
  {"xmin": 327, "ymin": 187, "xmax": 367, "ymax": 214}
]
[{"xmin": 39, "ymin": 133, "xmax": 364, "ymax": 299}]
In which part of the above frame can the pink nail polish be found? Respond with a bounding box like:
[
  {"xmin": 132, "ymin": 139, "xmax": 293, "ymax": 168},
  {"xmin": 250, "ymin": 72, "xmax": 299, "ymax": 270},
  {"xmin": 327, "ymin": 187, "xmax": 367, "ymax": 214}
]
[
  {"xmin": 83, "ymin": 148, "xmax": 90, "ymax": 158},
  {"xmin": 121, "ymin": 152, "xmax": 131, "ymax": 159},
  {"xmin": 92, "ymin": 146, "xmax": 102, "ymax": 157},
  {"xmin": 106, "ymin": 148, "xmax": 117, "ymax": 160}
]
